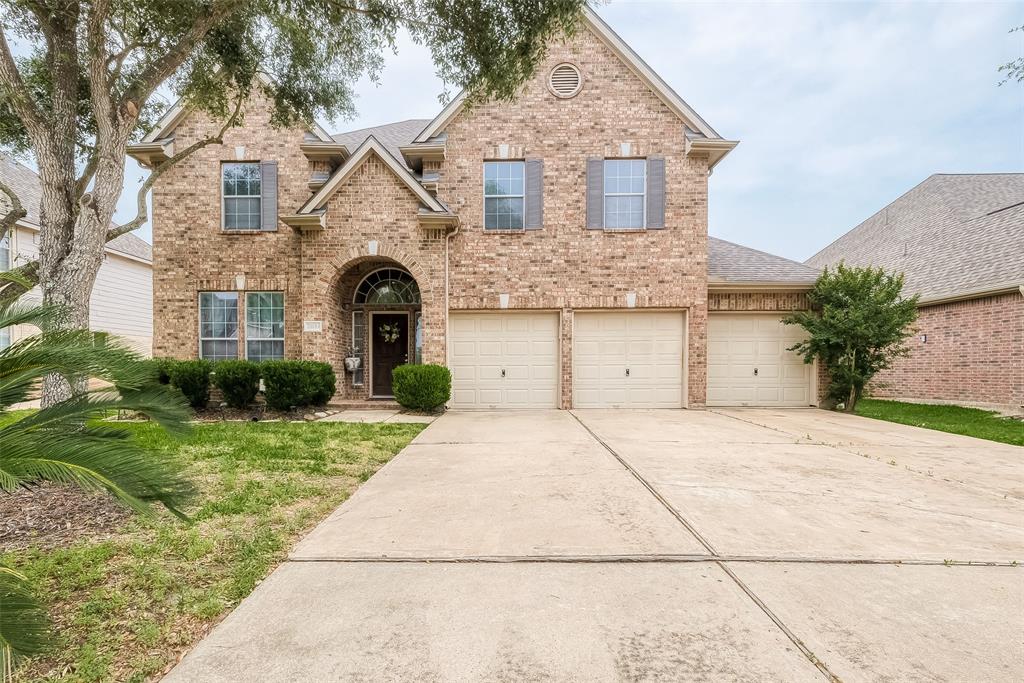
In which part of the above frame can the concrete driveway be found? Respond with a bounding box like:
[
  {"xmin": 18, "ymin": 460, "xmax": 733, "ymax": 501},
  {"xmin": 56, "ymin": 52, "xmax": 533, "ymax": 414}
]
[{"xmin": 165, "ymin": 409, "xmax": 1023, "ymax": 682}]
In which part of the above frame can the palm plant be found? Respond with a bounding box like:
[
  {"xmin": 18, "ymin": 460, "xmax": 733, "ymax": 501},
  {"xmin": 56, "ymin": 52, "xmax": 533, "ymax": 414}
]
[{"xmin": 0, "ymin": 299, "xmax": 195, "ymax": 677}]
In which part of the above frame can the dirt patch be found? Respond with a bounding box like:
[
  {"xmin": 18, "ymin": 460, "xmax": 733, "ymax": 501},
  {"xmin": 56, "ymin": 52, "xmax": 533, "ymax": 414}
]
[{"xmin": 0, "ymin": 482, "xmax": 131, "ymax": 551}]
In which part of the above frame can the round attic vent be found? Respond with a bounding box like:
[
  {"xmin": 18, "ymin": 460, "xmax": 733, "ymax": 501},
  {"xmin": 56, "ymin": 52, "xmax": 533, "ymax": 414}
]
[{"xmin": 548, "ymin": 63, "xmax": 582, "ymax": 98}]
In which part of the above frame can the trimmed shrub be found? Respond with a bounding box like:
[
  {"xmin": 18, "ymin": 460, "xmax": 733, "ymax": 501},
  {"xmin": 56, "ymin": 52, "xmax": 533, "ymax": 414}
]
[
  {"xmin": 211, "ymin": 360, "xmax": 261, "ymax": 409},
  {"xmin": 168, "ymin": 359, "xmax": 213, "ymax": 409},
  {"xmin": 145, "ymin": 357, "xmax": 176, "ymax": 385},
  {"xmin": 392, "ymin": 364, "xmax": 451, "ymax": 412},
  {"xmin": 260, "ymin": 360, "xmax": 336, "ymax": 410}
]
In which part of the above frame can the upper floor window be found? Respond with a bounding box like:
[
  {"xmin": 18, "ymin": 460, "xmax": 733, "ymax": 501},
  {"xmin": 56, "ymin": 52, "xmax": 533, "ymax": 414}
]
[
  {"xmin": 222, "ymin": 162, "xmax": 262, "ymax": 230},
  {"xmin": 484, "ymin": 161, "xmax": 525, "ymax": 230},
  {"xmin": 0, "ymin": 233, "xmax": 9, "ymax": 271},
  {"xmin": 245, "ymin": 292, "xmax": 285, "ymax": 361},
  {"xmin": 199, "ymin": 292, "xmax": 239, "ymax": 360},
  {"xmin": 604, "ymin": 159, "xmax": 646, "ymax": 229}
]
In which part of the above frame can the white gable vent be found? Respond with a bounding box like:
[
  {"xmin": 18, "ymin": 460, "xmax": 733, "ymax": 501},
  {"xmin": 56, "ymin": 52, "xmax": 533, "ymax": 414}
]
[{"xmin": 548, "ymin": 63, "xmax": 582, "ymax": 98}]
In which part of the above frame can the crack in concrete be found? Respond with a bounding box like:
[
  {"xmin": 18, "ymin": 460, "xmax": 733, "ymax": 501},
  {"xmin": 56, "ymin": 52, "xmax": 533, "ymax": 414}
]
[{"xmin": 568, "ymin": 411, "xmax": 844, "ymax": 683}]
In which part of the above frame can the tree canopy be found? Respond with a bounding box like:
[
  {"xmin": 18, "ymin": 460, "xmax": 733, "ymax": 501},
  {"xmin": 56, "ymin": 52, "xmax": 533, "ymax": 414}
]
[{"xmin": 784, "ymin": 263, "xmax": 919, "ymax": 412}]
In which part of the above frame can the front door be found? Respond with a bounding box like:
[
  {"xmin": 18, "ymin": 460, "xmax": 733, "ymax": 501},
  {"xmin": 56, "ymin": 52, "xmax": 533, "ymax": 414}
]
[{"xmin": 371, "ymin": 313, "xmax": 409, "ymax": 396}]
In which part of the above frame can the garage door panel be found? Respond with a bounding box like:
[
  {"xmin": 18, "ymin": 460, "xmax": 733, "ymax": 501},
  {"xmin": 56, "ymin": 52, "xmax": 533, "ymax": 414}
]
[
  {"xmin": 573, "ymin": 311, "xmax": 685, "ymax": 409},
  {"xmin": 707, "ymin": 313, "xmax": 812, "ymax": 407},
  {"xmin": 448, "ymin": 313, "xmax": 559, "ymax": 410}
]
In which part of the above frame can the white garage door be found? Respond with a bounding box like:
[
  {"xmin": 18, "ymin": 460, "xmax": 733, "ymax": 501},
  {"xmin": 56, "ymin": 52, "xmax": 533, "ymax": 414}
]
[
  {"xmin": 573, "ymin": 311, "xmax": 685, "ymax": 409},
  {"xmin": 448, "ymin": 312, "xmax": 559, "ymax": 410},
  {"xmin": 707, "ymin": 313, "xmax": 813, "ymax": 407}
]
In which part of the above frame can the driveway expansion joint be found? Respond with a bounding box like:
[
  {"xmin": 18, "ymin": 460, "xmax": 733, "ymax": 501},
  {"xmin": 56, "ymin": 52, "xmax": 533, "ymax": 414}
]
[
  {"xmin": 286, "ymin": 554, "xmax": 1021, "ymax": 566},
  {"xmin": 569, "ymin": 411, "xmax": 844, "ymax": 683}
]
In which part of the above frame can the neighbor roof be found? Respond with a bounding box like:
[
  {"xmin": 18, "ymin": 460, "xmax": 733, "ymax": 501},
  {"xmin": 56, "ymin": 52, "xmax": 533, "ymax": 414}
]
[
  {"xmin": 332, "ymin": 119, "xmax": 431, "ymax": 170},
  {"xmin": 0, "ymin": 153, "xmax": 152, "ymax": 263},
  {"xmin": 806, "ymin": 174, "xmax": 1024, "ymax": 302},
  {"xmin": 708, "ymin": 237, "xmax": 820, "ymax": 286}
]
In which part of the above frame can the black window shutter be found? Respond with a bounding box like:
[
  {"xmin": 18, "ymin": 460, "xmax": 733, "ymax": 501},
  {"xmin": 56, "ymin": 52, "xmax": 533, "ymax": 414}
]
[
  {"xmin": 586, "ymin": 157, "xmax": 604, "ymax": 229},
  {"xmin": 646, "ymin": 156, "xmax": 665, "ymax": 229},
  {"xmin": 260, "ymin": 160, "xmax": 278, "ymax": 231},
  {"xmin": 525, "ymin": 158, "xmax": 543, "ymax": 229}
]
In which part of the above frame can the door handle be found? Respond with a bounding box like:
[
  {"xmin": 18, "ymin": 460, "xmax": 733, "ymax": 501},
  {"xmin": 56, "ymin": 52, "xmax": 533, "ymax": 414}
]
[
  {"xmin": 754, "ymin": 368, "xmax": 758, "ymax": 376},
  {"xmin": 625, "ymin": 368, "xmax": 630, "ymax": 377},
  {"xmin": 501, "ymin": 369, "xmax": 506, "ymax": 378}
]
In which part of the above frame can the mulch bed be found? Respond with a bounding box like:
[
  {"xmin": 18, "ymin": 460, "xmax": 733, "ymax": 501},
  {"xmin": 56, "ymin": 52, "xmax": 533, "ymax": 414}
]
[{"xmin": 0, "ymin": 482, "xmax": 132, "ymax": 552}]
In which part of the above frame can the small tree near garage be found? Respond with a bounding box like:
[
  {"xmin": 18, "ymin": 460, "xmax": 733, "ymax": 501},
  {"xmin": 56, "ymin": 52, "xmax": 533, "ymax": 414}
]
[{"xmin": 783, "ymin": 263, "xmax": 919, "ymax": 412}]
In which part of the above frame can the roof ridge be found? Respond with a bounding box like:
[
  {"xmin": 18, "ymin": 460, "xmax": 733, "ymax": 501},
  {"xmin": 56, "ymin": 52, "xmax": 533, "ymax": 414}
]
[{"xmin": 332, "ymin": 117, "xmax": 431, "ymax": 137}]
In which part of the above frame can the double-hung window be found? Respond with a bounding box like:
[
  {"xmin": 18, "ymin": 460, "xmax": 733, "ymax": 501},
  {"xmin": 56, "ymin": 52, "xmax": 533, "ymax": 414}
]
[
  {"xmin": 245, "ymin": 292, "xmax": 284, "ymax": 361},
  {"xmin": 603, "ymin": 159, "xmax": 646, "ymax": 229},
  {"xmin": 483, "ymin": 161, "xmax": 525, "ymax": 230},
  {"xmin": 199, "ymin": 292, "xmax": 239, "ymax": 360},
  {"xmin": 222, "ymin": 162, "xmax": 262, "ymax": 230}
]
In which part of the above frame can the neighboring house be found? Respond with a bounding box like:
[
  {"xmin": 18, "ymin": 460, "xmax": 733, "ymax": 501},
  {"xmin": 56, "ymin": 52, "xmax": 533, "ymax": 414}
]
[
  {"xmin": 129, "ymin": 7, "xmax": 826, "ymax": 410},
  {"xmin": 0, "ymin": 154, "xmax": 154, "ymax": 354},
  {"xmin": 807, "ymin": 174, "xmax": 1024, "ymax": 413}
]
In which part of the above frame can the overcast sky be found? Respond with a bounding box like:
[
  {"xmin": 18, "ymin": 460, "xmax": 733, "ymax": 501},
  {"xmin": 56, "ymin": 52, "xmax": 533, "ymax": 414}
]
[{"xmin": 115, "ymin": 0, "xmax": 1023, "ymax": 262}]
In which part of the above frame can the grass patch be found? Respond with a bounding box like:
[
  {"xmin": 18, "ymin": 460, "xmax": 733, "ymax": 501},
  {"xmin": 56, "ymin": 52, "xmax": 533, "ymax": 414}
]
[
  {"xmin": 2, "ymin": 419, "xmax": 424, "ymax": 682},
  {"xmin": 855, "ymin": 398, "xmax": 1023, "ymax": 446}
]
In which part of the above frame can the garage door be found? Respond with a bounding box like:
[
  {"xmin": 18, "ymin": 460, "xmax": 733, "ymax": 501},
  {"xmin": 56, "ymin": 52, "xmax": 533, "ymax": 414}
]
[
  {"xmin": 448, "ymin": 312, "xmax": 559, "ymax": 409},
  {"xmin": 707, "ymin": 313, "xmax": 812, "ymax": 407},
  {"xmin": 573, "ymin": 311, "xmax": 685, "ymax": 408}
]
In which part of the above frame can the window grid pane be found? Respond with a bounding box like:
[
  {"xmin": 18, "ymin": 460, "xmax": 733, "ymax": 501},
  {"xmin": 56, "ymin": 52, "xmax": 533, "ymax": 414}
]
[
  {"xmin": 352, "ymin": 311, "xmax": 365, "ymax": 386},
  {"xmin": 223, "ymin": 163, "xmax": 262, "ymax": 230},
  {"xmin": 199, "ymin": 292, "xmax": 239, "ymax": 360},
  {"xmin": 483, "ymin": 161, "xmax": 525, "ymax": 230},
  {"xmin": 603, "ymin": 159, "xmax": 646, "ymax": 229},
  {"xmin": 245, "ymin": 292, "xmax": 284, "ymax": 362}
]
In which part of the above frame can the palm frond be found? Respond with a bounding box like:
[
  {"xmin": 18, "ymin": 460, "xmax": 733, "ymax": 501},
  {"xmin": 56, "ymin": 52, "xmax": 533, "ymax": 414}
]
[{"xmin": 0, "ymin": 566, "xmax": 51, "ymax": 679}]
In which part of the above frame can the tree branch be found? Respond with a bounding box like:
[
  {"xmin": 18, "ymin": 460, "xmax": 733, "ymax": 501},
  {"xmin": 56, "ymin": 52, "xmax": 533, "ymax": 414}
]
[
  {"xmin": 0, "ymin": 29, "xmax": 46, "ymax": 139},
  {"xmin": 0, "ymin": 178, "xmax": 27, "ymax": 242},
  {"xmin": 108, "ymin": 93, "xmax": 245, "ymax": 240}
]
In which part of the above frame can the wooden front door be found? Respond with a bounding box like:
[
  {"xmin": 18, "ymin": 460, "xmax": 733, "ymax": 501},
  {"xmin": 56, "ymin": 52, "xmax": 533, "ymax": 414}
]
[{"xmin": 371, "ymin": 313, "xmax": 409, "ymax": 396}]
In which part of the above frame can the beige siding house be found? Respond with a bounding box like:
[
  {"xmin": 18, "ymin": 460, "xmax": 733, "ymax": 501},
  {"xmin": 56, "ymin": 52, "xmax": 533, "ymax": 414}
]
[{"xmin": 0, "ymin": 154, "xmax": 154, "ymax": 354}]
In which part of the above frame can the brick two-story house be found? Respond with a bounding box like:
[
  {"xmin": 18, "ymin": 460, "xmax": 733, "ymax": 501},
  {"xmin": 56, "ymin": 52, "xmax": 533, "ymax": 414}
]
[{"xmin": 129, "ymin": 8, "xmax": 822, "ymax": 410}]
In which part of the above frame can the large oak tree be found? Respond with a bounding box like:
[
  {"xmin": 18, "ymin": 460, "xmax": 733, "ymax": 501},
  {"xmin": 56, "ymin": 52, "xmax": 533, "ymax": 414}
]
[{"xmin": 0, "ymin": 0, "xmax": 585, "ymax": 403}]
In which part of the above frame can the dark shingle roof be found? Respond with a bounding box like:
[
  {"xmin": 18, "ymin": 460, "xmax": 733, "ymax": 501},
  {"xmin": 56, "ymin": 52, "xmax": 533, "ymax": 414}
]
[
  {"xmin": 0, "ymin": 152, "xmax": 152, "ymax": 262},
  {"xmin": 332, "ymin": 119, "xmax": 431, "ymax": 169},
  {"xmin": 806, "ymin": 174, "xmax": 1024, "ymax": 301},
  {"xmin": 709, "ymin": 237, "xmax": 820, "ymax": 285}
]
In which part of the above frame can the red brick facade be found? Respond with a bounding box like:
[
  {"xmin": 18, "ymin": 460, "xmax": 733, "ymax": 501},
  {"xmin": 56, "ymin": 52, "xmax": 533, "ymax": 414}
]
[{"xmin": 869, "ymin": 292, "xmax": 1024, "ymax": 411}]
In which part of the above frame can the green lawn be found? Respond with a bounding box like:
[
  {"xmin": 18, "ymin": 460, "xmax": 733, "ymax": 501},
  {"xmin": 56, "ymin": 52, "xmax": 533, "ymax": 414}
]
[
  {"xmin": 855, "ymin": 398, "xmax": 1024, "ymax": 447},
  {"xmin": 2, "ymin": 419, "xmax": 424, "ymax": 682}
]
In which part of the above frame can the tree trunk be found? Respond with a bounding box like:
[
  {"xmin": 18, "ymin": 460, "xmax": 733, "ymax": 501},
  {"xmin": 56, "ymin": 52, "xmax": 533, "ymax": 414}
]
[{"xmin": 39, "ymin": 139, "xmax": 129, "ymax": 407}]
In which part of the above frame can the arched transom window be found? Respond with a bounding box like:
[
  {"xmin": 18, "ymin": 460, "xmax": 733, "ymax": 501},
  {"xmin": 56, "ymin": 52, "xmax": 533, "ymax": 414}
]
[{"xmin": 354, "ymin": 268, "xmax": 421, "ymax": 305}]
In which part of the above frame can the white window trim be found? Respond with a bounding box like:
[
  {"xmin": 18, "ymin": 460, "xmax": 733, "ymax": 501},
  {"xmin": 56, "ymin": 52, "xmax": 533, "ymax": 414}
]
[
  {"xmin": 482, "ymin": 160, "xmax": 526, "ymax": 230},
  {"xmin": 198, "ymin": 291, "xmax": 239, "ymax": 360},
  {"xmin": 245, "ymin": 291, "xmax": 285, "ymax": 361},
  {"xmin": 351, "ymin": 310, "xmax": 365, "ymax": 386},
  {"xmin": 222, "ymin": 162, "xmax": 262, "ymax": 231},
  {"xmin": 603, "ymin": 158, "xmax": 647, "ymax": 230}
]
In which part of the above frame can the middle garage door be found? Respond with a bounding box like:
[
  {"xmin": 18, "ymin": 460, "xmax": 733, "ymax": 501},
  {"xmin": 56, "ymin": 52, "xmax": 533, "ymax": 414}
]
[{"xmin": 573, "ymin": 311, "xmax": 685, "ymax": 408}]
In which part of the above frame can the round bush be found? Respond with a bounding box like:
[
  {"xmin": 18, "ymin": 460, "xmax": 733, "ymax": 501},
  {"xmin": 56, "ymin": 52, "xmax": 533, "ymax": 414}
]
[
  {"xmin": 211, "ymin": 360, "xmax": 261, "ymax": 409},
  {"xmin": 392, "ymin": 364, "xmax": 451, "ymax": 412},
  {"xmin": 167, "ymin": 359, "xmax": 213, "ymax": 409},
  {"xmin": 260, "ymin": 360, "xmax": 336, "ymax": 410}
]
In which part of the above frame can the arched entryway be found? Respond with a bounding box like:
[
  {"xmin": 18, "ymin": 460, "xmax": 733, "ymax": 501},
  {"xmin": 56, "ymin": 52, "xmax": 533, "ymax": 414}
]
[{"xmin": 333, "ymin": 262, "xmax": 423, "ymax": 398}]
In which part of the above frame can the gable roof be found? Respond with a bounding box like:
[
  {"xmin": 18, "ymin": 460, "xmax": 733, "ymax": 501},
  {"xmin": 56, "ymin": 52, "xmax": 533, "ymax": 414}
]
[
  {"xmin": 0, "ymin": 153, "xmax": 152, "ymax": 263},
  {"xmin": 413, "ymin": 7, "xmax": 730, "ymax": 149},
  {"xmin": 709, "ymin": 237, "xmax": 820, "ymax": 287},
  {"xmin": 140, "ymin": 73, "xmax": 336, "ymax": 145},
  {"xmin": 332, "ymin": 119, "xmax": 431, "ymax": 170},
  {"xmin": 806, "ymin": 174, "xmax": 1024, "ymax": 302},
  {"xmin": 300, "ymin": 135, "xmax": 449, "ymax": 214}
]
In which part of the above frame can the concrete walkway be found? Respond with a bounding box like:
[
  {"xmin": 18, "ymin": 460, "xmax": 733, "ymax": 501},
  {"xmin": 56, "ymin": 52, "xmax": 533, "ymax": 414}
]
[{"xmin": 165, "ymin": 409, "xmax": 1023, "ymax": 682}]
